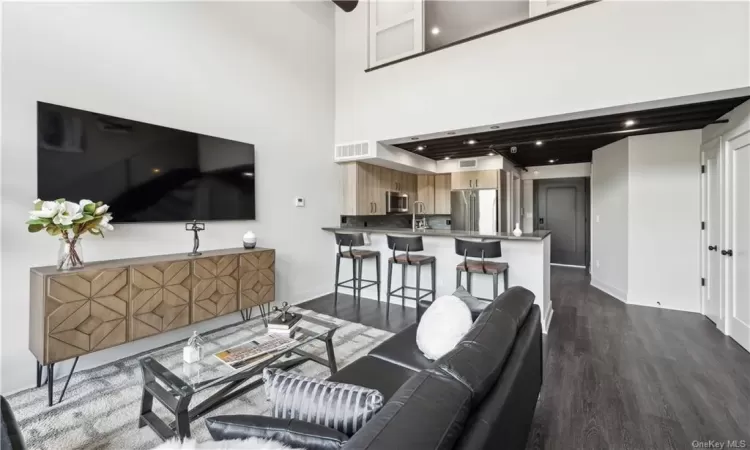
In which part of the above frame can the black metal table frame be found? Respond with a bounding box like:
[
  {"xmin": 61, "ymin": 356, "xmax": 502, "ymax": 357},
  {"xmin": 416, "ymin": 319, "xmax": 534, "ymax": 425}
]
[{"xmin": 138, "ymin": 325, "xmax": 338, "ymax": 441}]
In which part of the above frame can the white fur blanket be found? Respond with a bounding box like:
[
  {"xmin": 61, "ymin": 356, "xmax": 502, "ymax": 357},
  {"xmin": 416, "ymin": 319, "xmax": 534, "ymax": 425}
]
[{"xmin": 152, "ymin": 437, "xmax": 304, "ymax": 450}]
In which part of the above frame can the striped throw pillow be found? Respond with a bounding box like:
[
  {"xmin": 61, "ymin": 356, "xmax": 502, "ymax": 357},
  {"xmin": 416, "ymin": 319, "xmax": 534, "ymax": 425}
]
[{"xmin": 262, "ymin": 368, "xmax": 384, "ymax": 436}]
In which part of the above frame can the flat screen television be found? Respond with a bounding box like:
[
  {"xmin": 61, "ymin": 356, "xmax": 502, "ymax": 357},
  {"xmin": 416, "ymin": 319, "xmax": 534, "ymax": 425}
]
[{"xmin": 37, "ymin": 102, "xmax": 255, "ymax": 222}]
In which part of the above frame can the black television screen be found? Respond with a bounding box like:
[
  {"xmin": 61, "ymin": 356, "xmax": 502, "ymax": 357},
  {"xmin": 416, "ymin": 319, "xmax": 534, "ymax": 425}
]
[{"xmin": 37, "ymin": 102, "xmax": 255, "ymax": 222}]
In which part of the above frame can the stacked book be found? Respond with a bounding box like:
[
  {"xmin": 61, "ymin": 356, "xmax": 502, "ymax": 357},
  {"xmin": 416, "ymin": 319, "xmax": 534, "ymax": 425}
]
[{"xmin": 267, "ymin": 312, "xmax": 302, "ymax": 336}]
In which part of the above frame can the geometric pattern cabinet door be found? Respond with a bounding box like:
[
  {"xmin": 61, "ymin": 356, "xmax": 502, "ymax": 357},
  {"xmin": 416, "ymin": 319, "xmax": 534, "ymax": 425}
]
[
  {"xmin": 239, "ymin": 250, "xmax": 275, "ymax": 310},
  {"xmin": 45, "ymin": 268, "xmax": 128, "ymax": 363},
  {"xmin": 191, "ymin": 255, "xmax": 239, "ymax": 323},
  {"xmin": 130, "ymin": 262, "xmax": 191, "ymax": 340}
]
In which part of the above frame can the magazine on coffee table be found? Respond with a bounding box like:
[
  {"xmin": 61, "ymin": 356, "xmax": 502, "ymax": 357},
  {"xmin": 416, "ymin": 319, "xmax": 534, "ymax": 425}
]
[{"xmin": 214, "ymin": 334, "xmax": 297, "ymax": 370}]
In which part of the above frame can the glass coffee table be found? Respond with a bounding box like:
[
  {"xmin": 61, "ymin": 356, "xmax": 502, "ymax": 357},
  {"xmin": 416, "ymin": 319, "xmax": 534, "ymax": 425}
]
[{"xmin": 137, "ymin": 313, "xmax": 339, "ymax": 441}]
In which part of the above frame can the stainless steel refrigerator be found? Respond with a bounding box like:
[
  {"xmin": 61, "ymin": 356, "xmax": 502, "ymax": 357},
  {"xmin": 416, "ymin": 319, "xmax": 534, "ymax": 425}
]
[{"xmin": 451, "ymin": 189, "xmax": 498, "ymax": 233}]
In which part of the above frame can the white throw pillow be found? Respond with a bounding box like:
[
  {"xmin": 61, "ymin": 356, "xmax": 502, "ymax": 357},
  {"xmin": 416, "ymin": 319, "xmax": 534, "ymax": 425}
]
[{"xmin": 416, "ymin": 295, "xmax": 473, "ymax": 360}]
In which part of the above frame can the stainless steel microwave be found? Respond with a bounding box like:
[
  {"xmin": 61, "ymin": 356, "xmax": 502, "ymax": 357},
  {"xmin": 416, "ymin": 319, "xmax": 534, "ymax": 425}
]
[{"xmin": 386, "ymin": 191, "xmax": 409, "ymax": 213}]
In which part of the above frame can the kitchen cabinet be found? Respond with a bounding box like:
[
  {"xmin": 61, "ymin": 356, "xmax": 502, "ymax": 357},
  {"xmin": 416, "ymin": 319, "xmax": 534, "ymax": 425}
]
[
  {"xmin": 417, "ymin": 175, "xmax": 435, "ymax": 214},
  {"xmin": 341, "ymin": 162, "xmax": 415, "ymax": 215},
  {"xmin": 434, "ymin": 174, "xmax": 451, "ymax": 214},
  {"xmin": 451, "ymin": 170, "xmax": 498, "ymax": 190}
]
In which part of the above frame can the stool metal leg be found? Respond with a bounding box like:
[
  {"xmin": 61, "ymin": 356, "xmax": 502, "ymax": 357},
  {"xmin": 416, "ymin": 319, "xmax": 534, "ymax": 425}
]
[
  {"xmin": 416, "ymin": 265, "xmax": 422, "ymax": 321},
  {"xmin": 375, "ymin": 254, "xmax": 381, "ymax": 304},
  {"xmin": 351, "ymin": 259, "xmax": 357, "ymax": 304},
  {"xmin": 456, "ymin": 269, "xmax": 461, "ymax": 288},
  {"xmin": 356, "ymin": 257, "xmax": 363, "ymax": 304},
  {"xmin": 333, "ymin": 254, "xmax": 341, "ymax": 307},
  {"xmin": 466, "ymin": 272, "xmax": 472, "ymax": 294},
  {"xmin": 493, "ymin": 272, "xmax": 499, "ymax": 300},
  {"xmin": 503, "ymin": 269, "xmax": 509, "ymax": 292},
  {"xmin": 431, "ymin": 260, "xmax": 436, "ymax": 303},
  {"xmin": 401, "ymin": 264, "xmax": 407, "ymax": 308},
  {"xmin": 386, "ymin": 260, "xmax": 393, "ymax": 317}
]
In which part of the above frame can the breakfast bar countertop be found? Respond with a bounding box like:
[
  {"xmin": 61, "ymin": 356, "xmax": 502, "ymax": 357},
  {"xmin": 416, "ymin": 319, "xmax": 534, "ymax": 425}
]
[{"xmin": 321, "ymin": 227, "xmax": 551, "ymax": 241}]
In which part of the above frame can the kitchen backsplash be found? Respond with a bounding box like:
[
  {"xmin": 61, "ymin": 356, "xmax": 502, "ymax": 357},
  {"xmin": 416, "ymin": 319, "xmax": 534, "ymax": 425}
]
[{"xmin": 340, "ymin": 215, "xmax": 452, "ymax": 230}]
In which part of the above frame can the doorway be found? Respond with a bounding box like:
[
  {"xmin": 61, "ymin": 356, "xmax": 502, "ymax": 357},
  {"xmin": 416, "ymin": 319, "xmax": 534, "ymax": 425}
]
[
  {"xmin": 534, "ymin": 177, "xmax": 590, "ymax": 268},
  {"xmin": 701, "ymin": 140, "xmax": 722, "ymax": 326}
]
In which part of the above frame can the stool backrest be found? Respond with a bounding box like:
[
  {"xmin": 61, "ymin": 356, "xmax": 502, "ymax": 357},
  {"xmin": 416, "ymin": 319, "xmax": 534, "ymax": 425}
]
[
  {"xmin": 334, "ymin": 232, "xmax": 366, "ymax": 247},
  {"xmin": 455, "ymin": 238, "xmax": 502, "ymax": 259},
  {"xmin": 386, "ymin": 235, "xmax": 425, "ymax": 252}
]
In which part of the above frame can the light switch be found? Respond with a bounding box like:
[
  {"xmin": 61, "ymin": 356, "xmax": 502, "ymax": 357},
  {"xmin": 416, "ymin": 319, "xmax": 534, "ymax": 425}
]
[{"xmin": 295, "ymin": 197, "xmax": 305, "ymax": 207}]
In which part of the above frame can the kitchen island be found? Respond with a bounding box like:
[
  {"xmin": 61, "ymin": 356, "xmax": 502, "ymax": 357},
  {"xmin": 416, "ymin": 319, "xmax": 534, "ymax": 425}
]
[{"xmin": 322, "ymin": 227, "xmax": 552, "ymax": 332}]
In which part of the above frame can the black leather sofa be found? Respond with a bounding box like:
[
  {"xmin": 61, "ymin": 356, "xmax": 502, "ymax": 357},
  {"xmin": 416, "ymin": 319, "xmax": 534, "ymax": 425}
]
[
  {"xmin": 1, "ymin": 396, "xmax": 26, "ymax": 450},
  {"xmin": 207, "ymin": 286, "xmax": 543, "ymax": 450}
]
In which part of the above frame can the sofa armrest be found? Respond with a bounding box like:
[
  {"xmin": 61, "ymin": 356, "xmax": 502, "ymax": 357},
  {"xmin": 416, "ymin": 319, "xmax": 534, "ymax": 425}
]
[
  {"xmin": 205, "ymin": 415, "xmax": 348, "ymax": 450},
  {"xmin": 1, "ymin": 396, "xmax": 26, "ymax": 450}
]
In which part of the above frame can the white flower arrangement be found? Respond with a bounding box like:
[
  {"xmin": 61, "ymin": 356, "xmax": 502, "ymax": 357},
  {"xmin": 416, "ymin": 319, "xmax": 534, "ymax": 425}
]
[{"xmin": 27, "ymin": 199, "xmax": 114, "ymax": 269}]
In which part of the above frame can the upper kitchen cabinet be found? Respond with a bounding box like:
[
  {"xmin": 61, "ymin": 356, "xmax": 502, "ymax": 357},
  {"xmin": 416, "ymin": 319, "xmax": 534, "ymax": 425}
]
[
  {"xmin": 434, "ymin": 174, "xmax": 451, "ymax": 214},
  {"xmin": 417, "ymin": 175, "xmax": 435, "ymax": 213},
  {"xmin": 341, "ymin": 162, "xmax": 384, "ymax": 215},
  {"xmin": 417, "ymin": 174, "xmax": 451, "ymax": 214},
  {"xmin": 451, "ymin": 170, "xmax": 499, "ymax": 190}
]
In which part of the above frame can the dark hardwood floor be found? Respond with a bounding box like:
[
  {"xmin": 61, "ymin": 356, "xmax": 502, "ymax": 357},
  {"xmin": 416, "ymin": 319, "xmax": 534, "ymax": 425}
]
[
  {"xmin": 527, "ymin": 266, "xmax": 750, "ymax": 450},
  {"xmin": 299, "ymin": 292, "xmax": 416, "ymax": 334},
  {"xmin": 300, "ymin": 267, "xmax": 750, "ymax": 449}
]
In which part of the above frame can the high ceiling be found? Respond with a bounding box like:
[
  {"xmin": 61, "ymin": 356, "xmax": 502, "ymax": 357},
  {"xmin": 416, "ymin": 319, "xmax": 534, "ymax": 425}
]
[{"xmin": 392, "ymin": 96, "xmax": 749, "ymax": 168}]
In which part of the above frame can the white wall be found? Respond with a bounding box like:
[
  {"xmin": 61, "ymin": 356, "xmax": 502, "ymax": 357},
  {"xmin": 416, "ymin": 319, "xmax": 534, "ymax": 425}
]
[
  {"xmin": 626, "ymin": 131, "xmax": 702, "ymax": 312},
  {"xmin": 522, "ymin": 162, "xmax": 591, "ymax": 180},
  {"xmin": 336, "ymin": 0, "xmax": 749, "ymax": 143},
  {"xmin": 590, "ymin": 139, "xmax": 629, "ymax": 300},
  {"xmin": 0, "ymin": 2, "xmax": 336, "ymax": 394}
]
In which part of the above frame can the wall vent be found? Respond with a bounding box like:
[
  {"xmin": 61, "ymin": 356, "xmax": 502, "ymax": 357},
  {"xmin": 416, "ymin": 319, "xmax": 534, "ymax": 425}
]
[
  {"xmin": 458, "ymin": 159, "xmax": 478, "ymax": 169},
  {"xmin": 335, "ymin": 141, "xmax": 371, "ymax": 161}
]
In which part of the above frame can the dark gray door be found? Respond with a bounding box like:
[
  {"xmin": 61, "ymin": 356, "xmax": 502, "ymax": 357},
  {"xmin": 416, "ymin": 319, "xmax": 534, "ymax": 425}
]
[{"xmin": 535, "ymin": 177, "xmax": 588, "ymax": 267}]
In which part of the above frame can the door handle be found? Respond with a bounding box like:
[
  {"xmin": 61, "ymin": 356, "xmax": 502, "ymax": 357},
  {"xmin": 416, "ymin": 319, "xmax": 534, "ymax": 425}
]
[
  {"xmin": 708, "ymin": 245, "xmax": 717, "ymax": 251},
  {"xmin": 469, "ymin": 180, "xmax": 473, "ymax": 188},
  {"xmin": 721, "ymin": 249, "xmax": 733, "ymax": 257},
  {"xmin": 475, "ymin": 179, "xmax": 479, "ymax": 187},
  {"xmin": 373, "ymin": 203, "xmax": 377, "ymax": 213}
]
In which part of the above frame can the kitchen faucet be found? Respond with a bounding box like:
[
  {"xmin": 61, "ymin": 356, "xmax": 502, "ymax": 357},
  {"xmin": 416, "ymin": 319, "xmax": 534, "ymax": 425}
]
[{"xmin": 413, "ymin": 201, "xmax": 427, "ymax": 232}]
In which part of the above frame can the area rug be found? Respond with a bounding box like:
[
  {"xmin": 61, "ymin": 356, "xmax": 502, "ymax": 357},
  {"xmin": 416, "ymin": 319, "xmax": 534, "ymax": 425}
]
[{"xmin": 6, "ymin": 308, "xmax": 394, "ymax": 450}]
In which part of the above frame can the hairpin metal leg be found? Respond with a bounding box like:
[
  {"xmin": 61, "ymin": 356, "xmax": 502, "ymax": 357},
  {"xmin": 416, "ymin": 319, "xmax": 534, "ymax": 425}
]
[
  {"xmin": 47, "ymin": 363, "xmax": 55, "ymax": 407},
  {"xmin": 258, "ymin": 304, "xmax": 268, "ymax": 326},
  {"xmin": 240, "ymin": 309, "xmax": 246, "ymax": 321},
  {"xmin": 58, "ymin": 356, "xmax": 79, "ymax": 404},
  {"xmin": 36, "ymin": 361, "xmax": 43, "ymax": 388}
]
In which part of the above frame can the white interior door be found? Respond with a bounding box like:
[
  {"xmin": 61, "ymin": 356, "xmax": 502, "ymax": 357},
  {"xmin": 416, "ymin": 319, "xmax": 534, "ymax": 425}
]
[
  {"xmin": 728, "ymin": 129, "xmax": 750, "ymax": 351},
  {"xmin": 702, "ymin": 140, "xmax": 722, "ymax": 326},
  {"xmin": 369, "ymin": 0, "xmax": 424, "ymax": 68}
]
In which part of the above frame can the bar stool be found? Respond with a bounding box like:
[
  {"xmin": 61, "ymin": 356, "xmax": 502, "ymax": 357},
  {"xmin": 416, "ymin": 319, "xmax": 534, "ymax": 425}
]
[
  {"xmin": 386, "ymin": 235, "xmax": 436, "ymax": 321},
  {"xmin": 455, "ymin": 238, "xmax": 509, "ymax": 300},
  {"xmin": 333, "ymin": 232, "xmax": 381, "ymax": 306}
]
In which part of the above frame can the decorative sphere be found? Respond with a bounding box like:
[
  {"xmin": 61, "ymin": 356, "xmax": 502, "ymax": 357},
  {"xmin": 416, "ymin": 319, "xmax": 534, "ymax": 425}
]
[{"xmin": 243, "ymin": 231, "xmax": 257, "ymax": 249}]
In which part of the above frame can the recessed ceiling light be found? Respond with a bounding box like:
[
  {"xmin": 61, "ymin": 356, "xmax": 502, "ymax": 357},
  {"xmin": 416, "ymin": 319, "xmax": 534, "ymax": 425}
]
[
  {"xmin": 444, "ymin": 156, "xmax": 451, "ymax": 160},
  {"xmin": 152, "ymin": 168, "xmax": 161, "ymax": 174},
  {"xmin": 548, "ymin": 159, "xmax": 557, "ymax": 164},
  {"xmin": 536, "ymin": 140, "xmax": 543, "ymax": 146},
  {"xmin": 510, "ymin": 146, "xmax": 518, "ymax": 153},
  {"xmin": 242, "ymin": 172, "xmax": 254, "ymax": 177},
  {"xmin": 447, "ymin": 131, "xmax": 456, "ymax": 135},
  {"xmin": 431, "ymin": 26, "xmax": 440, "ymax": 35},
  {"xmin": 467, "ymin": 139, "xmax": 477, "ymax": 145},
  {"xmin": 624, "ymin": 119, "xmax": 636, "ymax": 127},
  {"xmin": 416, "ymin": 145, "xmax": 426, "ymax": 151},
  {"xmin": 410, "ymin": 137, "xmax": 419, "ymax": 140},
  {"xmin": 487, "ymin": 152, "xmax": 494, "ymax": 156},
  {"xmin": 490, "ymin": 126, "xmax": 499, "ymax": 130},
  {"xmin": 533, "ymin": 170, "xmax": 540, "ymax": 175}
]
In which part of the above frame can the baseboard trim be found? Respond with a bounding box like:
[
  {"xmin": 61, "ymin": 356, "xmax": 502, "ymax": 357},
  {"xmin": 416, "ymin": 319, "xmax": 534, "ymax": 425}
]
[
  {"xmin": 550, "ymin": 263, "xmax": 586, "ymax": 269},
  {"xmin": 625, "ymin": 299, "xmax": 700, "ymax": 314},
  {"xmin": 590, "ymin": 278, "xmax": 627, "ymax": 303}
]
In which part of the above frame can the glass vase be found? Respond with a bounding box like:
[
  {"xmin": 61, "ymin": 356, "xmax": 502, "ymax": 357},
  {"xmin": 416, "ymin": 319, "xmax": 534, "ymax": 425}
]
[{"xmin": 58, "ymin": 238, "xmax": 84, "ymax": 271}]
